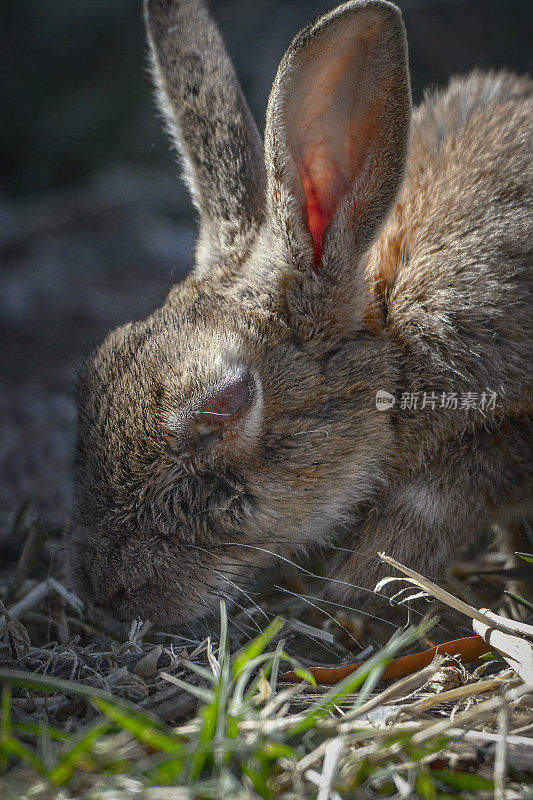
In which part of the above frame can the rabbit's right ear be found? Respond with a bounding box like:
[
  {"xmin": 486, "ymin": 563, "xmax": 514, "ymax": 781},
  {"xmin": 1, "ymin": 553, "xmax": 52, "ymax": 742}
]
[
  {"xmin": 145, "ymin": 0, "xmax": 266, "ymax": 273},
  {"xmin": 264, "ymin": 0, "xmax": 410, "ymax": 316}
]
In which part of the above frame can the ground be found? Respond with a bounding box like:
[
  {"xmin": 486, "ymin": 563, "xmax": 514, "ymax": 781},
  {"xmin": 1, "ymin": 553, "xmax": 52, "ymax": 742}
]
[{"xmin": 0, "ymin": 1, "xmax": 532, "ymax": 795}]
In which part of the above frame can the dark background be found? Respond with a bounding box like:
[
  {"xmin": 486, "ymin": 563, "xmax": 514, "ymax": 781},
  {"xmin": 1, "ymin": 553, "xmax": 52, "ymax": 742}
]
[{"xmin": 1, "ymin": 0, "xmax": 532, "ymax": 526}]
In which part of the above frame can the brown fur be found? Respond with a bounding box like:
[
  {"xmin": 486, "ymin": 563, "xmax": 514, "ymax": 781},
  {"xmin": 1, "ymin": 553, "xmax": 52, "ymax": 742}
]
[{"xmin": 67, "ymin": 0, "xmax": 532, "ymax": 628}]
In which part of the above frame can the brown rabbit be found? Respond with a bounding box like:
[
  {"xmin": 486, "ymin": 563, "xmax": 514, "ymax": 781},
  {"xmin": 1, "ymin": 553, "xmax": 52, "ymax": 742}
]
[{"xmin": 67, "ymin": 0, "xmax": 533, "ymax": 629}]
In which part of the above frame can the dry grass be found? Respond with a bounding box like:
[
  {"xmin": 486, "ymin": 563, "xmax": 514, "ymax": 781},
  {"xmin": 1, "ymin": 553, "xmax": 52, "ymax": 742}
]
[{"xmin": 0, "ymin": 507, "xmax": 532, "ymax": 798}]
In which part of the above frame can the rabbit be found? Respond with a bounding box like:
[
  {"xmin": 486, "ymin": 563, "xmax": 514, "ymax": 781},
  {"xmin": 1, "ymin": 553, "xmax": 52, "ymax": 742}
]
[{"xmin": 67, "ymin": 0, "xmax": 533, "ymax": 631}]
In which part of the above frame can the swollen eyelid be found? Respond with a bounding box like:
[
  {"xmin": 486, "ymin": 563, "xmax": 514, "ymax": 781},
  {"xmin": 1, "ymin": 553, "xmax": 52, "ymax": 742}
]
[{"xmin": 197, "ymin": 372, "xmax": 254, "ymax": 424}]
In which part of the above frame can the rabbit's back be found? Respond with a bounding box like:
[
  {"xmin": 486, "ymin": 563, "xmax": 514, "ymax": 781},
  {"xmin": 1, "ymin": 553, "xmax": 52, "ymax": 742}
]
[{"xmin": 369, "ymin": 72, "xmax": 533, "ymax": 409}]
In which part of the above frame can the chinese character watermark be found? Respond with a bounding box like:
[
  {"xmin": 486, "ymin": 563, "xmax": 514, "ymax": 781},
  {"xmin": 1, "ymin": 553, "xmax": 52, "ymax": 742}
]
[{"xmin": 376, "ymin": 390, "xmax": 498, "ymax": 412}]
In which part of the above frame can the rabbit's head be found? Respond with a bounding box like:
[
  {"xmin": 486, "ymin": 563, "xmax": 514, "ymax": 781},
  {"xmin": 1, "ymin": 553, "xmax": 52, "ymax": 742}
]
[{"xmin": 68, "ymin": 0, "xmax": 411, "ymax": 627}]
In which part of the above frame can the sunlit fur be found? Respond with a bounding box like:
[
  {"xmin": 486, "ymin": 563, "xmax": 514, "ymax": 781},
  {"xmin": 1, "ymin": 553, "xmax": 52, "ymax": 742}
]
[{"xmin": 68, "ymin": 0, "xmax": 532, "ymax": 629}]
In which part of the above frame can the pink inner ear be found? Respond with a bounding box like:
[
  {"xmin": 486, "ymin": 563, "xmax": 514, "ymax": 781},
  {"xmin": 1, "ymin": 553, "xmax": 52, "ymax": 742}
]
[
  {"xmin": 297, "ymin": 152, "xmax": 351, "ymax": 266},
  {"xmin": 289, "ymin": 35, "xmax": 375, "ymax": 268}
]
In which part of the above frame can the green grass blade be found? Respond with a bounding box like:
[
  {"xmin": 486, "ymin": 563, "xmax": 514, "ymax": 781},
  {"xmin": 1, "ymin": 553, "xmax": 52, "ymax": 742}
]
[
  {"xmin": 233, "ymin": 653, "xmax": 277, "ymax": 707},
  {"xmin": 0, "ymin": 686, "xmax": 46, "ymax": 778},
  {"xmin": 188, "ymin": 696, "xmax": 218, "ymax": 782},
  {"xmin": 234, "ymin": 648, "xmax": 316, "ymax": 710},
  {"xmin": 1, "ymin": 685, "xmax": 11, "ymax": 736},
  {"xmin": 146, "ymin": 755, "xmax": 186, "ymax": 786},
  {"xmin": 189, "ymin": 603, "xmax": 230, "ymax": 783},
  {"xmin": 232, "ymin": 616, "xmax": 284, "ymax": 679},
  {"xmin": 288, "ymin": 621, "xmax": 433, "ymax": 738},
  {"xmin": 1, "ymin": 732, "xmax": 47, "ymax": 776},
  {"xmin": 0, "ymin": 669, "xmax": 165, "ymax": 729},
  {"xmin": 47, "ymin": 719, "xmax": 112, "ymax": 785},
  {"xmin": 350, "ymin": 658, "xmax": 387, "ymax": 710},
  {"xmin": 12, "ymin": 721, "xmax": 71, "ymax": 744},
  {"xmin": 0, "ymin": 685, "xmax": 12, "ymax": 774},
  {"xmin": 432, "ymin": 770, "xmax": 495, "ymax": 791},
  {"xmin": 92, "ymin": 698, "xmax": 184, "ymax": 756},
  {"xmin": 416, "ymin": 766, "xmax": 437, "ymax": 799},
  {"xmin": 504, "ymin": 590, "xmax": 533, "ymax": 612}
]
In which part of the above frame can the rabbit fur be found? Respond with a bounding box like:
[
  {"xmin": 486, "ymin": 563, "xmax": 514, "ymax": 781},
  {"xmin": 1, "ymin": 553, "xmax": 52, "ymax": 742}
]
[{"xmin": 67, "ymin": 0, "xmax": 533, "ymax": 628}]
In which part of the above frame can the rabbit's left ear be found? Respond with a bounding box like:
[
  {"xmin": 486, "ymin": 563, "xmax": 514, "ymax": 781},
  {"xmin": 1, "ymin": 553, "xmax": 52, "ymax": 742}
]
[
  {"xmin": 145, "ymin": 0, "xmax": 266, "ymax": 274},
  {"xmin": 265, "ymin": 0, "xmax": 410, "ymax": 278}
]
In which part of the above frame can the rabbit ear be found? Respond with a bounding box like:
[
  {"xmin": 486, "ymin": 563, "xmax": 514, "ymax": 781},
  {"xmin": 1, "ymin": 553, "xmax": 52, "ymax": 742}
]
[
  {"xmin": 265, "ymin": 0, "xmax": 410, "ymax": 277},
  {"xmin": 145, "ymin": 0, "xmax": 266, "ymax": 273}
]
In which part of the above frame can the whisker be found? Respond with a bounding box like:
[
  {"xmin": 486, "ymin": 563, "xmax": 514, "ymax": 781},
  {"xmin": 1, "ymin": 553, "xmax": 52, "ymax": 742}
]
[
  {"xmin": 206, "ymin": 541, "xmax": 454, "ymax": 636},
  {"xmin": 208, "ymin": 542, "xmax": 387, "ymax": 600},
  {"xmin": 212, "ymin": 570, "xmax": 269, "ymax": 624},
  {"xmin": 274, "ymin": 586, "xmax": 398, "ymax": 629},
  {"xmin": 190, "ymin": 577, "xmax": 261, "ymax": 640},
  {"xmin": 272, "ymin": 584, "xmax": 363, "ymax": 648}
]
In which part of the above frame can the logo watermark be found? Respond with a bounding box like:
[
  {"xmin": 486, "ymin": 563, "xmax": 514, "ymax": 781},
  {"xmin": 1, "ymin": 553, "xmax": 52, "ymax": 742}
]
[
  {"xmin": 375, "ymin": 390, "xmax": 396, "ymax": 411},
  {"xmin": 375, "ymin": 390, "xmax": 498, "ymax": 412}
]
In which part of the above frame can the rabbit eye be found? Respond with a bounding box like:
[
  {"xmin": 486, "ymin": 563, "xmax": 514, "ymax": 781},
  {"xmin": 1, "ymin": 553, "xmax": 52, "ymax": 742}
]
[
  {"xmin": 194, "ymin": 370, "xmax": 255, "ymax": 433},
  {"xmin": 163, "ymin": 368, "xmax": 262, "ymax": 455}
]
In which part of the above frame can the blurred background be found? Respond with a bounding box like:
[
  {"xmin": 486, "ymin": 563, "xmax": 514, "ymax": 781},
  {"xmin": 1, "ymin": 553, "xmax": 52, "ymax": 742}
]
[{"xmin": 1, "ymin": 0, "xmax": 532, "ymax": 527}]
